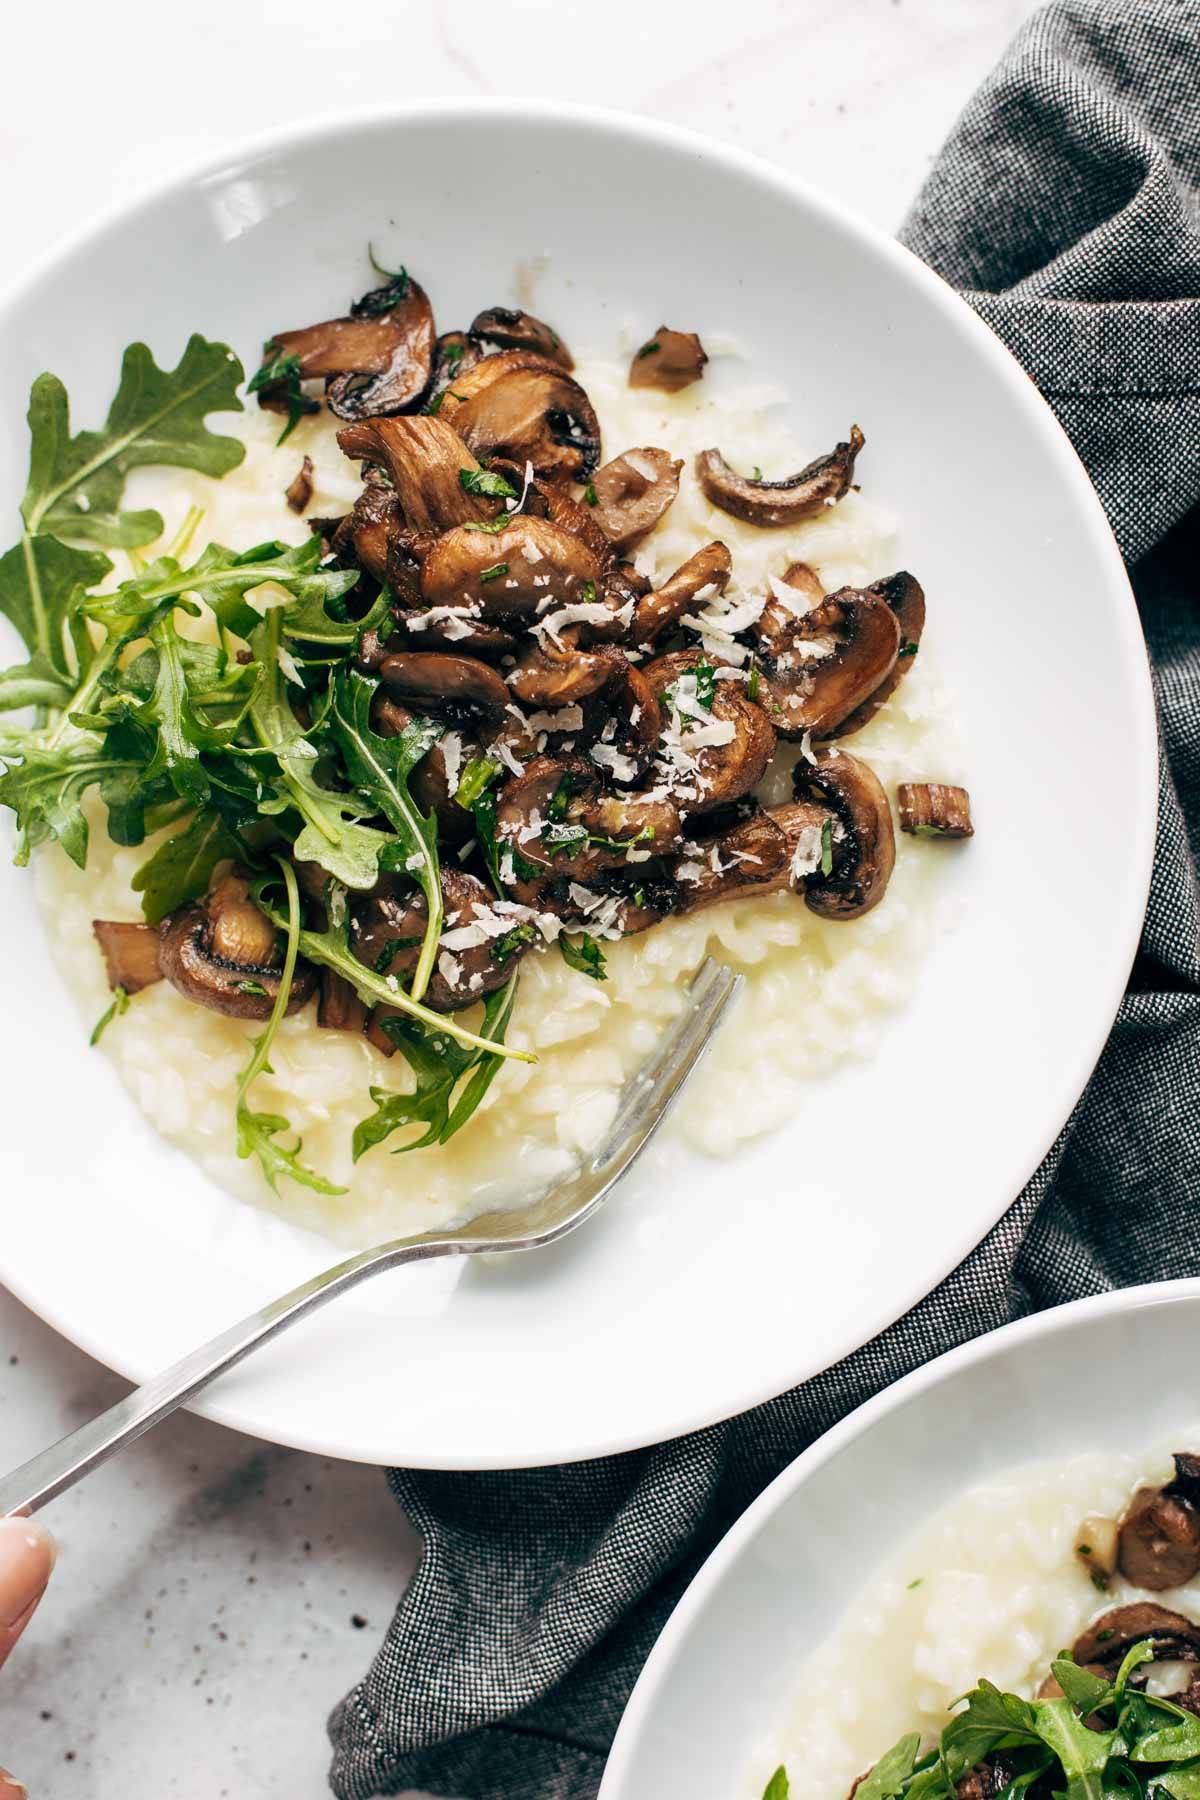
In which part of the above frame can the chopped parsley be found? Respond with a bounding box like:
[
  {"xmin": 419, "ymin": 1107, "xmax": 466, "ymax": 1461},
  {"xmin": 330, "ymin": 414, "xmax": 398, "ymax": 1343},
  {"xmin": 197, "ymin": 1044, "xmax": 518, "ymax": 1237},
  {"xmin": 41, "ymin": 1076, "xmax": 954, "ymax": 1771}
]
[
  {"xmin": 479, "ymin": 562, "xmax": 508, "ymax": 583},
  {"xmin": 583, "ymin": 480, "xmax": 598, "ymax": 506},
  {"xmin": 236, "ymin": 979, "xmax": 270, "ymax": 997},
  {"xmin": 559, "ymin": 933, "xmax": 607, "ymax": 981},
  {"xmin": 494, "ymin": 923, "xmax": 535, "ymax": 965},
  {"xmin": 373, "ymin": 936, "xmax": 422, "ymax": 973},
  {"xmin": 898, "ymin": 643, "xmax": 919, "ymax": 659},
  {"xmin": 460, "ymin": 467, "xmax": 518, "ymax": 499},
  {"xmin": 636, "ymin": 340, "xmax": 660, "ymax": 360},
  {"xmin": 443, "ymin": 341, "xmax": 465, "ymax": 375},
  {"xmin": 90, "ymin": 985, "xmax": 129, "ymax": 1046},
  {"xmin": 580, "ymin": 578, "xmax": 598, "ymax": 604},
  {"xmin": 353, "ymin": 251, "xmax": 410, "ymax": 318},
  {"xmin": 455, "ymin": 756, "xmax": 501, "ymax": 811},
  {"xmin": 247, "ymin": 343, "xmax": 307, "ymax": 445},
  {"xmin": 820, "ymin": 817, "xmax": 834, "ymax": 876},
  {"xmin": 462, "ymin": 516, "xmax": 512, "ymax": 535},
  {"xmin": 547, "ymin": 772, "xmax": 574, "ymax": 822},
  {"xmin": 747, "ymin": 660, "xmax": 761, "ymax": 702}
]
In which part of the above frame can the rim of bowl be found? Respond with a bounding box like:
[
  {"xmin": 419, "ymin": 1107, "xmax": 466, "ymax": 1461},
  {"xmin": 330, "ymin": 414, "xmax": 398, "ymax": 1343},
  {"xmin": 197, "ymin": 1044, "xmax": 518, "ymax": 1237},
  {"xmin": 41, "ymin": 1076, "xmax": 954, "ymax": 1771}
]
[
  {"xmin": 601, "ymin": 1276, "xmax": 1200, "ymax": 1794},
  {"xmin": 0, "ymin": 100, "xmax": 1159, "ymax": 1467}
]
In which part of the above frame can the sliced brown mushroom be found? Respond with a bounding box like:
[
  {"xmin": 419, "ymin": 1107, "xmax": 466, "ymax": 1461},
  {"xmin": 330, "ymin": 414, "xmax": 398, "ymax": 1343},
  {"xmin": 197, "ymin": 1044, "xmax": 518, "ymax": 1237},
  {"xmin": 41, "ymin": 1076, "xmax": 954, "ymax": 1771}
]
[
  {"xmin": 470, "ymin": 307, "xmax": 574, "ymax": 370},
  {"xmin": 419, "ymin": 516, "xmax": 603, "ymax": 620},
  {"xmin": 671, "ymin": 809, "xmax": 791, "ymax": 911},
  {"xmin": 328, "ymin": 483, "xmax": 407, "ymax": 586},
  {"xmin": 793, "ymin": 749, "xmax": 895, "ymax": 920},
  {"xmin": 351, "ymin": 868, "xmax": 526, "ymax": 1015},
  {"xmin": 756, "ymin": 560, "xmax": 823, "ymax": 649},
  {"xmin": 317, "ymin": 969, "xmax": 368, "ymax": 1034},
  {"xmin": 380, "ymin": 650, "xmax": 510, "ymax": 723},
  {"xmin": 589, "ymin": 448, "xmax": 682, "ymax": 552},
  {"xmin": 158, "ymin": 872, "xmax": 317, "ymax": 1020},
  {"xmin": 1073, "ymin": 1602, "xmax": 1200, "ymax": 1671},
  {"xmin": 336, "ymin": 417, "xmax": 499, "ymax": 533},
  {"xmin": 285, "ymin": 455, "xmax": 314, "ymax": 514},
  {"xmin": 534, "ymin": 478, "xmax": 615, "ymax": 565},
  {"xmin": 643, "ymin": 648, "xmax": 776, "ymax": 814},
  {"xmin": 629, "ymin": 326, "xmax": 708, "ymax": 392},
  {"xmin": 429, "ymin": 330, "xmax": 484, "ymax": 403},
  {"xmin": 262, "ymin": 274, "xmax": 436, "ymax": 422},
  {"xmin": 507, "ymin": 641, "xmax": 627, "ymax": 709},
  {"xmin": 632, "ymin": 542, "xmax": 733, "ymax": 646},
  {"xmin": 372, "ymin": 695, "xmax": 477, "ymax": 841},
  {"xmin": 92, "ymin": 920, "xmax": 164, "ymax": 995},
  {"xmin": 829, "ymin": 571, "xmax": 926, "ymax": 736},
  {"xmin": 1118, "ymin": 1455, "xmax": 1200, "ymax": 1590},
  {"xmin": 696, "ymin": 425, "xmax": 864, "ymax": 527},
  {"xmin": 757, "ymin": 588, "xmax": 900, "ymax": 740},
  {"xmin": 437, "ymin": 350, "xmax": 601, "ymax": 480},
  {"xmin": 898, "ymin": 783, "xmax": 974, "ymax": 839}
]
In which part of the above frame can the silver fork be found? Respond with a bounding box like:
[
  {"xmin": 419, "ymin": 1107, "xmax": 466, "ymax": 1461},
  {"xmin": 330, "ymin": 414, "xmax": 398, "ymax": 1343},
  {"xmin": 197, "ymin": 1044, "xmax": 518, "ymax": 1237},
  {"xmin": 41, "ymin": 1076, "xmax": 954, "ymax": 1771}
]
[{"xmin": 0, "ymin": 959, "xmax": 741, "ymax": 1515}]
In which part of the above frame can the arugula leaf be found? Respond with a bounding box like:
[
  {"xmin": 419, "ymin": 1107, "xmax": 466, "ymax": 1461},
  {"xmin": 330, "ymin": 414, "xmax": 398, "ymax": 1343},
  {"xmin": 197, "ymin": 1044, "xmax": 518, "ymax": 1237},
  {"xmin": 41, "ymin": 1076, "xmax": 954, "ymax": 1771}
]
[
  {"xmin": 853, "ymin": 1736, "xmax": 923, "ymax": 1800},
  {"xmin": 248, "ymin": 611, "xmax": 386, "ymax": 890},
  {"xmin": 762, "ymin": 1772, "xmax": 790, "ymax": 1800},
  {"xmin": 1051, "ymin": 1659, "xmax": 1113, "ymax": 1715},
  {"xmin": 352, "ymin": 976, "xmax": 518, "ymax": 1158},
  {"xmin": 131, "ymin": 808, "xmax": 242, "ymax": 925},
  {"xmin": 1151, "ymin": 1769, "xmax": 1200, "ymax": 1800},
  {"xmin": 138, "ymin": 612, "xmax": 217, "ymax": 805},
  {"xmin": 0, "ymin": 732, "xmax": 168, "ymax": 866},
  {"xmin": 1032, "ymin": 1700, "xmax": 1116, "ymax": 1800},
  {"xmin": 327, "ymin": 667, "xmax": 443, "ymax": 999},
  {"xmin": 559, "ymin": 933, "xmax": 607, "ymax": 981},
  {"xmin": 22, "ymin": 336, "xmax": 245, "ymax": 548},
  {"xmin": 942, "ymin": 1681, "xmax": 1042, "ymax": 1778},
  {"xmin": 0, "ymin": 535, "xmax": 111, "ymax": 678},
  {"xmin": 1132, "ymin": 1718, "xmax": 1200, "ymax": 1765},
  {"xmin": 234, "ymin": 858, "xmax": 344, "ymax": 1195},
  {"xmin": 90, "ymin": 984, "xmax": 129, "ymax": 1046},
  {"xmin": 281, "ymin": 580, "xmax": 388, "ymax": 651},
  {"xmin": 0, "ymin": 652, "xmax": 75, "ymax": 713}
]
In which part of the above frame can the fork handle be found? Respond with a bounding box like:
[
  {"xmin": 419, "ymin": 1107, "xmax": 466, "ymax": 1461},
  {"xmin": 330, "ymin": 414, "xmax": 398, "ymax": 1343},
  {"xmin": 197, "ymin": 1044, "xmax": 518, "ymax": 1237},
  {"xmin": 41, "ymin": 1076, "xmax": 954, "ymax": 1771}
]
[{"xmin": 0, "ymin": 1232, "xmax": 453, "ymax": 1517}]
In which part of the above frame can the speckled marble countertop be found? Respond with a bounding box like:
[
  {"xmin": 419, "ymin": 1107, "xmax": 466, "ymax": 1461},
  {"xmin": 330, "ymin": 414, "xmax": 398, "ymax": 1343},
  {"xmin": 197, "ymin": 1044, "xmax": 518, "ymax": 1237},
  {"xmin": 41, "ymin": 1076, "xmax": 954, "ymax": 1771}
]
[{"xmin": 0, "ymin": 1, "xmax": 1037, "ymax": 1792}]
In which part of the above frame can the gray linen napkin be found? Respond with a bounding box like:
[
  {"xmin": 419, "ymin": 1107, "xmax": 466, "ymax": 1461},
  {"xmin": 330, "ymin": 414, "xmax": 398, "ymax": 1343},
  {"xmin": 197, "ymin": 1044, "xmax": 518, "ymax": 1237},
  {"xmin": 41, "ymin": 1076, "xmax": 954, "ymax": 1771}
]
[{"xmin": 328, "ymin": 4, "xmax": 1200, "ymax": 1793}]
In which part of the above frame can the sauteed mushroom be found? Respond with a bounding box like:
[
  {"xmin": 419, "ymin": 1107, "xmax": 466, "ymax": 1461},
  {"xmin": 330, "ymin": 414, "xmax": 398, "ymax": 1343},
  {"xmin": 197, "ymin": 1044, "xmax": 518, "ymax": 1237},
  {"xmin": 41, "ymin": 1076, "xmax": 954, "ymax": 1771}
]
[
  {"xmin": 263, "ymin": 274, "xmax": 436, "ymax": 421},
  {"xmin": 831, "ymin": 570, "xmax": 926, "ymax": 735},
  {"xmin": 629, "ymin": 326, "xmax": 708, "ymax": 392},
  {"xmin": 158, "ymin": 872, "xmax": 317, "ymax": 1020},
  {"xmin": 336, "ymin": 417, "xmax": 499, "ymax": 532},
  {"xmin": 794, "ymin": 750, "xmax": 895, "ymax": 919},
  {"xmin": 898, "ymin": 782, "xmax": 974, "ymax": 838},
  {"xmin": 92, "ymin": 920, "xmax": 164, "ymax": 994},
  {"xmin": 437, "ymin": 350, "xmax": 601, "ymax": 479},
  {"xmin": 589, "ymin": 447, "xmax": 682, "ymax": 551},
  {"xmin": 644, "ymin": 649, "xmax": 776, "ymax": 813},
  {"xmin": 470, "ymin": 306, "xmax": 574, "ymax": 369},
  {"xmin": 507, "ymin": 641, "xmax": 627, "ymax": 709},
  {"xmin": 380, "ymin": 650, "xmax": 511, "ymax": 723},
  {"xmin": 351, "ymin": 869, "xmax": 528, "ymax": 1015},
  {"xmin": 1118, "ymin": 1455, "xmax": 1200, "ymax": 1590},
  {"xmin": 757, "ymin": 587, "xmax": 901, "ymax": 740},
  {"xmin": 632, "ymin": 542, "xmax": 732, "ymax": 645},
  {"xmin": 419, "ymin": 516, "xmax": 603, "ymax": 618},
  {"xmin": 285, "ymin": 455, "xmax": 314, "ymax": 514},
  {"xmin": 1073, "ymin": 1603, "xmax": 1200, "ymax": 1670},
  {"xmin": 696, "ymin": 425, "xmax": 864, "ymax": 527}
]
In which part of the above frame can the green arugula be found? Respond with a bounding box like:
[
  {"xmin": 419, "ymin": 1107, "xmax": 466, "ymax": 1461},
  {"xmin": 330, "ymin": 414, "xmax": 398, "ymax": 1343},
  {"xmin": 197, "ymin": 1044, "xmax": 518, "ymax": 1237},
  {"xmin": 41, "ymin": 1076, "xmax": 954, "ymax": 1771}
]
[
  {"xmin": 0, "ymin": 535, "xmax": 111, "ymax": 678},
  {"xmin": 0, "ymin": 651, "xmax": 75, "ymax": 713},
  {"xmin": 762, "ymin": 1771, "xmax": 790, "ymax": 1800},
  {"xmin": 352, "ymin": 976, "xmax": 518, "ymax": 1158},
  {"xmin": 327, "ymin": 667, "xmax": 443, "ymax": 1000},
  {"xmin": 559, "ymin": 933, "xmax": 607, "ymax": 981},
  {"xmin": 0, "ymin": 729, "xmax": 169, "ymax": 866},
  {"xmin": 131, "ymin": 808, "xmax": 243, "ymax": 925},
  {"xmin": 234, "ymin": 858, "xmax": 345, "ymax": 1195},
  {"xmin": 247, "ymin": 345, "xmax": 308, "ymax": 445}
]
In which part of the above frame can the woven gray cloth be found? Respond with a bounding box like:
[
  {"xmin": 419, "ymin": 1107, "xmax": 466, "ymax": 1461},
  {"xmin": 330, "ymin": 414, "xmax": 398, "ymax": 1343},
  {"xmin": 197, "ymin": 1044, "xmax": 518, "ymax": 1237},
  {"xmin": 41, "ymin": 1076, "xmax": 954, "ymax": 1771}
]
[{"xmin": 328, "ymin": 4, "xmax": 1200, "ymax": 1794}]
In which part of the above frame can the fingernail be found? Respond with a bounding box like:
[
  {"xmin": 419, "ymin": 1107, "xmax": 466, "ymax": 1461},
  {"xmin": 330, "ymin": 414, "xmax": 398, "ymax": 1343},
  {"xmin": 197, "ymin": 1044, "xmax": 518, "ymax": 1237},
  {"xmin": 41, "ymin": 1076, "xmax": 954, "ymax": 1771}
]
[
  {"xmin": 0, "ymin": 1516, "xmax": 56, "ymax": 1628},
  {"xmin": 0, "ymin": 1774, "xmax": 28, "ymax": 1795}
]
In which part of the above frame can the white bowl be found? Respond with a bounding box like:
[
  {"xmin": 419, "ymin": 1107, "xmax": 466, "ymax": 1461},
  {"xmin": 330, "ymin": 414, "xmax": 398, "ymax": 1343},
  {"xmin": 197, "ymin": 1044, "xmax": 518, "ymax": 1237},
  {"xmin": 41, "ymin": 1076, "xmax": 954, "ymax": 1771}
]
[
  {"xmin": 601, "ymin": 1279, "xmax": 1200, "ymax": 1798},
  {"xmin": 0, "ymin": 102, "xmax": 1155, "ymax": 1469}
]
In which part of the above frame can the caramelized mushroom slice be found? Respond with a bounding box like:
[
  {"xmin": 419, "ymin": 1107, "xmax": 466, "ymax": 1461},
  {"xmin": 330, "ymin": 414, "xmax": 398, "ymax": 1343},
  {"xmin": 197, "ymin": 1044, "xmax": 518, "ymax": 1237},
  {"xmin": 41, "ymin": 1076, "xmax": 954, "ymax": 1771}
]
[
  {"xmin": 285, "ymin": 455, "xmax": 314, "ymax": 514},
  {"xmin": 495, "ymin": 754, "xmax": 595, "ymax": 877},
  {"xmin": 696, "ymin": 425, "xmax": 864, "ymax": 527},
  {"xmin": 571, "ymin": 791, "xmax": 683, "ymax": 859},
  {"xmin": 336, "ymin": 417, "xmax": 499, "ymax": 533},
  {"xmin": 429, "ymin": 330, "xmax": 484, "ymax": 402},
  {"xmin": 758, "ymin": 588, "xmax": 900, "ymax": 740},
  {"xmin": 589, "ymin": 448, "xmax": 683, "ymax": 552},
  {"xmin": 438, "ymin": 350, "xmax": 601, "ymax": 480},
  {"xmin": 158, "ymin": 872, "xmax": 317, "ymax": 1020},
  {"xmin": 632, "ymin": 542, "xmax": 733, "ymax": 646},
  {"xmin": 643, "ymin": 648, "xmax": 776, "ymax": 814},
  {"xmin": 471, "ymin": 307, "xmax": 574, "ymax": 370},
  {"xmin": 794, "ymin": 750, "xmax": 895, "ymax": 920},
  {"xmin": 672, "ymin": 809, "xmax": 791, "ymax": 910},
  {"xmin": 92, "ymin": 920, "xmax": 164, "ymax": 995},
  {"xmin": 898, "ymin": 783, "xmax": 974, "ymax": 839},
  {"xmin": 1074, "ymin": 1602, "xmax": 1200, "ymax": 1671},
  {"xmin": 420, "ymin": 516, "xmax": 603, "ymax": 620},
  {"xmin": 756, "ymin": 560, "xmax": 823, "ymax": 648},
  {"xmin": 829, "ymin": 571, "xmax": 926, "ymax": 736},
  {"xmin": 317, "ymin": 969, "xmax": 368, "ymax": 1034},
  {"xmin": 1118, "ymin": 1455, "xmax": 1200, "ymax": 1590},
  {"xmin": 380, "ymin": 651, "xmax": 510, "ymax": 723},
  {"xmin": 265, "ymin": 275, "xmax": 436, "ymax": 421},
  {"xmin": 372, "ymin": 696, "xmax": 476, "ymax": 842},
  {"xmin": 351, "ymin": 869, "xmax": 526, "ymax": 1015},
  {"xmin": 507, "ymin": 642, "xmax": 626, "ymax": 709},
  {"xmin": 629, "ymin": 326, "xmax": 708, "ymax": 392},
  {"xmin": 329, "ymin": 483, "xmax": 406, "ymax": 585},
  {"xmin": 534, "ymin": 478, "xmax": 615, "ymax": 565}
]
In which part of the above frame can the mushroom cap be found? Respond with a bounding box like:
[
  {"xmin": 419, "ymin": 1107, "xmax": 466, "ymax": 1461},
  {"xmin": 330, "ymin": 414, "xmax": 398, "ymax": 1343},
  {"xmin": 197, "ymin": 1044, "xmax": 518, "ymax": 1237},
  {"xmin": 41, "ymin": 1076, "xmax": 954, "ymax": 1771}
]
[
  {"xmin": 642, "ymin": 647, "xmax": 776, "ymax": 814},
  {"xmin": 759, "ymin": 587, "xmax": 901, "ymax": 740},
  {"xmin": 506, "ymin": 641, "xmax": 627, "ymax": 709},
  {"xmin": 828, "ymin": 570, "xmax": 926, "ymax": 737},
  {"xmin": 351, "ymin": 868, "xmax": 524, "ymax": 1015},
  {"xmin": 589, "ymin": 447, "xmax": 683, "ymax": 552},
  {"xmin": 632, "ymin": 542, "xmax": 732, "ymax": 646},
  {"xmin": 1073, "ymin": 1602, "xmax": 1200, "ymax": 1670},
  {"xmin": 793, "ymin": 749, "xmax": 896, "ymax": 920},
  {"xmin": 420, "ymin": 516, "xmax": 603, "ymax": 620},
  {"xmin": 672, "ymin": 808, "xmax": 791, "ymax": 912},
  {"xmin": 92, "ymin": 919, "xmax": 164, "ymax": 995},
  {"xmin": 336, "ymin": 416, "xmax": 500, "ymax": 534},
  {"xmin": 379, "ymin": 650, "xmax": 511, "ymax": 722},
  {"xmin": 158, "ymin": 873, "xmax": 317, "ymax": 1020},
  {"xmin": 696, "ymin": 425, "xmax": 864, "ymax": 527},
  {"xmin": 437, "ymin": 350, "xmax": 602, "ymax": 480},
  {"xmin": 470, "ymin": 306, "xmax": 574, "ymax": 370},
  {"xmin": 629, "ymin": 326, "xmax": 708, "ymax": 393},
  {"xmin": 269, "ymin": 276, "xmax": 436, "ymax": 420},
  {"xmin": 1118, "ymin": 1486, "xmax": 1200, "ymax": 1591}
]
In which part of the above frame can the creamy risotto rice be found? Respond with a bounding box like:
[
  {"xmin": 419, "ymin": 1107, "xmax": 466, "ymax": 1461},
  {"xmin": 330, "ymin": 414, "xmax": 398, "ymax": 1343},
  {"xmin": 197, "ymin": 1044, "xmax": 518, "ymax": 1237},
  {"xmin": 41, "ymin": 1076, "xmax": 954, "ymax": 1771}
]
[
  {"xmin": 757, "ymin": 1436, "xmax": 1200, "ymax": 1800},
  {"xmin": 34, "ymin": 347, "xmax": 963, "ymax": 1245}
]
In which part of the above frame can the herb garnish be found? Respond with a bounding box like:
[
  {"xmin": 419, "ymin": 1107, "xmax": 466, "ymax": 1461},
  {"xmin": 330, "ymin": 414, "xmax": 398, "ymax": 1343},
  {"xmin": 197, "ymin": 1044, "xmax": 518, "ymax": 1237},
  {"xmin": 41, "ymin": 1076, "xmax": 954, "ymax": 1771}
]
[
  {"xmin": 443, "ymin": 341, "xmax": 465, "ymax": 376},
  {"xmin": 820, "ymin": 816, "xmax": 834, "ymax": 876},
  {"xmin": 899, "ymin": 643, "xmax": 919, "ymax": 658},
  {"xmin": 479, "ymin": 562, "xmax": 508, "ymax": 583},
  {"xmin": 247, "ymin": 343, "xmax": 308, "ymax": 445},
  {"xmin": 455, "ymin": 756, "xmax": 501, "ymax": 812},
  {"xmin": 352, "ymin": 248, "xmax": 410, "ymax": 318},
  {"xmin": 559, "ymin": 933, "xmax": 607, "ymax": 981},
  {"xmin": 636, "ymin": 341, "xmax": 660, "ymax": 359},
  {"xmin": 747, "ymin": 660, "xmax": 761, "ymax": 702},
  {"xmin": 462, "ymin": 516, "xmax": 513, "ymax": 536},
  {"xmin": 459, "ymin": 468, "xmax": 517, "ymax": 500},
  {"xmin": 584, "ymin": 480, "xmax": 598, "ymax": 506},
  {"xmin": 90, "ymin": 984, "xmax": 129, "ymax": 1046}
]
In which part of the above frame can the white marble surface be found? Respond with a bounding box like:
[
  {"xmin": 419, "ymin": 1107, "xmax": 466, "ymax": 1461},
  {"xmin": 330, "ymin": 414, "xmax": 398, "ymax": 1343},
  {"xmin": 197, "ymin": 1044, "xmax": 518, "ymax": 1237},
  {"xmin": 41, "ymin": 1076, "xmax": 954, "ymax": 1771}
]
[{"xmin": 0, "ymin": 0, "xmax": 1039, "ymax": 1792}]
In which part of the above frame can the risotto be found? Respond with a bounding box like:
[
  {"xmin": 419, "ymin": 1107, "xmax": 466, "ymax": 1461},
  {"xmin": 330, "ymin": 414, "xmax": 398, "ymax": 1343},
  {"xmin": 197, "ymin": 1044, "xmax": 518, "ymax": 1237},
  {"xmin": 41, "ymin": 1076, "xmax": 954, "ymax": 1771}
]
[
  {"xmin": 757, "ymin": 1435, "xmax": 1200, "ymax": 1800},
  {"xmin": 29, "ymin": 341, "xmax": 961, "ymax": 1247}
]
